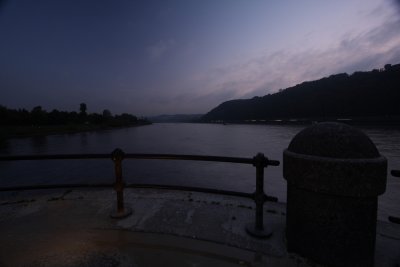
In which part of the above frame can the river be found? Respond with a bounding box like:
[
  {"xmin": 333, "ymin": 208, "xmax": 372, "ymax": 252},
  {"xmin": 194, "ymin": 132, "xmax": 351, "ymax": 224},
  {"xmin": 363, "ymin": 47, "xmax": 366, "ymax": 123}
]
[{"xmin": 0, "ymin": 123, "xmax": 399, "ymax": 221}]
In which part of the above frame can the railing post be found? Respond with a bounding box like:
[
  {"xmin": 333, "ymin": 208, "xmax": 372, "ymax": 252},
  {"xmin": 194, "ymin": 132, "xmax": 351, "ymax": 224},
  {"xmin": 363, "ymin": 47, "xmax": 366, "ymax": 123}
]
[
  {"xmin": 110, "ymin": 148, "xmax": 132, "ymax": 219},
  {"xmin": 246, "ymin": 153, "xmax": 272, "ymax": 238}
]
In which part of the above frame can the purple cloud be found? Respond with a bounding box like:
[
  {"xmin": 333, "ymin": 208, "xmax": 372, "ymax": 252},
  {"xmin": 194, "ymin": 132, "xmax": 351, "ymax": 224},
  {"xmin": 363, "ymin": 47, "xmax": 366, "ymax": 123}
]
[{"xmin": 191, "ymin": 14, "xmax": 400, "ymax": 107}]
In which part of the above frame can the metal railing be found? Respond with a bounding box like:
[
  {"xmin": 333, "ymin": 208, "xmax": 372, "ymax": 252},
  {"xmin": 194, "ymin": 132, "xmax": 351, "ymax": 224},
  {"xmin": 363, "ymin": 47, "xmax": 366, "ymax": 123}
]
[{"xmin": 0, "ymin": 148, "xmax": 280, "ymax": 238}]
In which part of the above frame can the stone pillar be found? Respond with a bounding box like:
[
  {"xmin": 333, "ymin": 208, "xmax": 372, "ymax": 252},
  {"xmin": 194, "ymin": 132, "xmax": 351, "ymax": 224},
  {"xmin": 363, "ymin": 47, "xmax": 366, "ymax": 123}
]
[{"xmin": 283, "ymin": 122, "xmax": 387, "ymax": 267}]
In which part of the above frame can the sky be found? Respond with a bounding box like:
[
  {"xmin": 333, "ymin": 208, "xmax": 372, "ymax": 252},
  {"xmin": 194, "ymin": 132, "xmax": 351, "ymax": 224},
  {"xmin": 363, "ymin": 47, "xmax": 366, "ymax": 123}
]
[{"xmin": 0, "ymin": 0, "xmax": 400, "ymax": 116}]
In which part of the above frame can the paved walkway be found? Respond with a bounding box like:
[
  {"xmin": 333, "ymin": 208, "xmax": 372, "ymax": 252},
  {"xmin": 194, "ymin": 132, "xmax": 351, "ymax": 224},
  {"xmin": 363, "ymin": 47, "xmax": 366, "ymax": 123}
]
[{"xmin": 0, "ymin": 189, "xmax": 399, "ymax": 267}]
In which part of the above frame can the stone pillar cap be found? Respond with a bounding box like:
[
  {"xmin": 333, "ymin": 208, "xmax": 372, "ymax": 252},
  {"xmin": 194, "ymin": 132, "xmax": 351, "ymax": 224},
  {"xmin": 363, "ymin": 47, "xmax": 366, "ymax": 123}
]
[
  {"xmin": 283, "ymin": 122, "xmax": 387, "ymax": 197},
  {"xmin": 287, "ymin": 122, "xmax": 380, "ymax": 159}
]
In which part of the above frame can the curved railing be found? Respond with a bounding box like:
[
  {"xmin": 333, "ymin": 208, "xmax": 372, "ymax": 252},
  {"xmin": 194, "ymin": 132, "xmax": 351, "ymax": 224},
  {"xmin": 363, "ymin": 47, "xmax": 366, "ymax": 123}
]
[{"xmin": 0, "ymin": 148, "xmax": 280, "ymax": 238}]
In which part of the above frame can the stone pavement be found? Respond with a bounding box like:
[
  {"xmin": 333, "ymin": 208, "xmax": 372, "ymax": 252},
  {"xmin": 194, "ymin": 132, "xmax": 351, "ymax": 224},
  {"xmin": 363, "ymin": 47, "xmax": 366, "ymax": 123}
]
[{"xmin": 0, "ymin": 188, "xmax": 399, "ymax": 267}]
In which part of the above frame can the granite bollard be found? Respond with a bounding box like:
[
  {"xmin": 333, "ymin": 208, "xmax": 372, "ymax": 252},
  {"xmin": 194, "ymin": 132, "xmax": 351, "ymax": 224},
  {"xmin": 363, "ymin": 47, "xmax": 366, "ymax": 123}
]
[{"xmin": 283, "ymin": 122, "xmax": 387, "ymax": 267}]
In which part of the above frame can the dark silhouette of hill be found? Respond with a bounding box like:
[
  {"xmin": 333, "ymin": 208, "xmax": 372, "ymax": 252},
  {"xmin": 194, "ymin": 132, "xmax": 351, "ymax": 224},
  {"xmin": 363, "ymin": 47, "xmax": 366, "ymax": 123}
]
[{"xmin": 202, "ymin": 64, "xmax": 400, "ymax": 122}]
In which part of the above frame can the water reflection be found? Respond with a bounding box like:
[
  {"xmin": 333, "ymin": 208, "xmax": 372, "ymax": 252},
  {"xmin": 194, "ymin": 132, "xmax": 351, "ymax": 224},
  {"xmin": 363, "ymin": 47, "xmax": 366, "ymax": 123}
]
[
  {"xmin": 30, "ymin": 136, "xmax": 47, "ymax": 154},
  {"xmin": 0, "ymin": 138, "xmax": 9, "ymax": 153},
  {"xmin": 79, "ymin": 132, "xmax": 88, "ymax": 148}
]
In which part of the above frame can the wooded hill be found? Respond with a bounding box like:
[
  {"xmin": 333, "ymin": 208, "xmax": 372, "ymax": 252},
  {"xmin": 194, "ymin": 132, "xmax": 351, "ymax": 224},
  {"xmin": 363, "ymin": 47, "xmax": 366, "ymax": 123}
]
[{"xmin": 202, "ymin": 64, "xmax": 400, "ymax": 122}]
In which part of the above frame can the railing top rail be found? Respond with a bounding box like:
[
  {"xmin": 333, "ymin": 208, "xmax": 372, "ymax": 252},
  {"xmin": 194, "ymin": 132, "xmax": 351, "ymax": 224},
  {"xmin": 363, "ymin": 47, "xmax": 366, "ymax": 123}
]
[
  {"xmin": 0, "ymin": 154, "xmax": 110, "ymax": 161},
  {"xmin": 125, "ymin": 153, "xmax": 279, "ymax": 166},
  {"xmin": 0, "ymin": 153, "xmax": 280, "ymax": 166}
]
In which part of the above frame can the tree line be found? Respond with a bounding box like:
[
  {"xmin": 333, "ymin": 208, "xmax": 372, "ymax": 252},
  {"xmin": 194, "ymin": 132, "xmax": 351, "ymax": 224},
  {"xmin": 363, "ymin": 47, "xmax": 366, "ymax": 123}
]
[
  {"xmin": 0, "ymin": 103, "xmax": 145, "ymax": 127},
  {"xmin": 202, "ymin": 63, "xmax": 400, "ymax": 122}
]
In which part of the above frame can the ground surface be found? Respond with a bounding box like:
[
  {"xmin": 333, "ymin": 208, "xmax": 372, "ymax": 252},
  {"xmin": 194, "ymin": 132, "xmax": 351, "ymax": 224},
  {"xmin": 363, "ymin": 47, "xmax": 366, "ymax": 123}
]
[{"xmin": 0, "ymin": 188, "xmax": 399, "ymax": 267}]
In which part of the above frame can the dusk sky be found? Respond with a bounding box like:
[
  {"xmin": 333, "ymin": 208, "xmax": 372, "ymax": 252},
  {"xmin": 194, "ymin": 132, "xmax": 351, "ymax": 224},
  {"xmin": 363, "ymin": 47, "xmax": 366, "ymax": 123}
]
[{"xmin": 1, "ymin": 0, "xmax": 400, "ymax": 116}]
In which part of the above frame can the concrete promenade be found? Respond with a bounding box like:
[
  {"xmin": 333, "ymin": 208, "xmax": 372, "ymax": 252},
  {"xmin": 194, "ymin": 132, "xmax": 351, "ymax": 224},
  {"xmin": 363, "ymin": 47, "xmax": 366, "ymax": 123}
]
[{"xmin": 0, "ymin": 188, "xmax": 399, "ymax": 267}]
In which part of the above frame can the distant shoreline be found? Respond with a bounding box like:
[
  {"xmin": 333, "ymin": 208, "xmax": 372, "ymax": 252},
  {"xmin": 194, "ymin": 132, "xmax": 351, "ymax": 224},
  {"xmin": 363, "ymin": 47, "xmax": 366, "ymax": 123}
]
[
  {"xmin": 0, "ymin": 122, "xmax": 152, "ymax": 140},
  {"xmin": 200, "ymin": 116, "xmax": 400, "ymax": 127}
]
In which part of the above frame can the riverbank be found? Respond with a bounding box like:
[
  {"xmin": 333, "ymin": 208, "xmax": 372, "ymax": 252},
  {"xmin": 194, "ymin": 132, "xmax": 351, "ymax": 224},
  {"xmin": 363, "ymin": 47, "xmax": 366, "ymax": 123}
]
[
  {"xmin": 201, "ymin": 116, "xmax": 400, "ymax": 127},
  {"xmin": 0, "ymin": 121, "xmax": 152, "ymax": 140}
]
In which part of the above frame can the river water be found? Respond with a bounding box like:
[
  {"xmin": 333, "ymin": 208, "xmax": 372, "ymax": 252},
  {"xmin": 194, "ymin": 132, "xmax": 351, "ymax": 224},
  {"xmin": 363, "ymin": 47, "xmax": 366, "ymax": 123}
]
[{"xmin": 0, "ymin": 123, "xmax": 399, "ymax": 221}]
